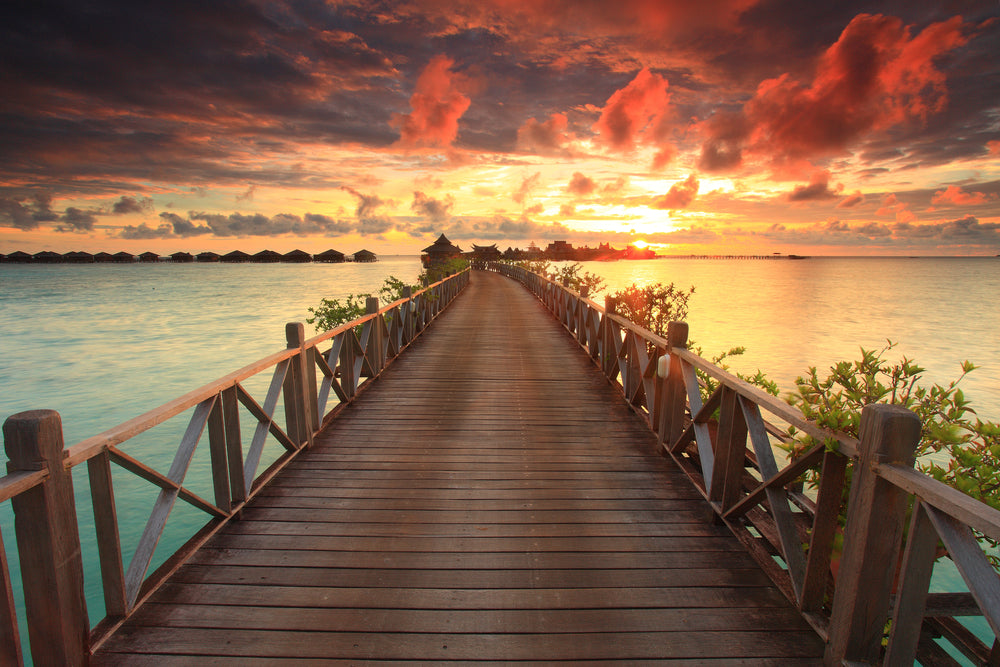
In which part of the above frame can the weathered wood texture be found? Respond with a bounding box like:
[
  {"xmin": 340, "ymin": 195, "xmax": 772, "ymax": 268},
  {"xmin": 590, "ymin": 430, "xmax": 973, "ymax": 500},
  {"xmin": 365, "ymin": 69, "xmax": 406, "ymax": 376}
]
[{"xmin": 92, "ymin": 270, "xmax": 822, "ymax": 663}]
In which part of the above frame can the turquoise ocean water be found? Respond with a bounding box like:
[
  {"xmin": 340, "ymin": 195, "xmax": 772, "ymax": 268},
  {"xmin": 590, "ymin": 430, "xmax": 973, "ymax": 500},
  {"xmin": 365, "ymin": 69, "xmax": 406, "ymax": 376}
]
[{"xmin": 1, "ymin": 255, "xmax": 998, "ymax": 661}]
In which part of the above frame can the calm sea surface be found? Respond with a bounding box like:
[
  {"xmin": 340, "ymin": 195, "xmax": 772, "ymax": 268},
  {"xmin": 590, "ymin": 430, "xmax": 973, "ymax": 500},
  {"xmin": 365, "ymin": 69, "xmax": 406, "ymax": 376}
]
[{"xmin": 1, "ymin": 255, "xmax": 998, "ymax": 658}]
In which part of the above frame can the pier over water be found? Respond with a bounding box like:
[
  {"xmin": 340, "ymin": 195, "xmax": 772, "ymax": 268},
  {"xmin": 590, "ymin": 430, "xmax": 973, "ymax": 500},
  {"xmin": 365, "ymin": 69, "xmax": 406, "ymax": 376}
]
[{"xmin": 3, "ymin": 267, "xmax": 999, "ymax": 664}]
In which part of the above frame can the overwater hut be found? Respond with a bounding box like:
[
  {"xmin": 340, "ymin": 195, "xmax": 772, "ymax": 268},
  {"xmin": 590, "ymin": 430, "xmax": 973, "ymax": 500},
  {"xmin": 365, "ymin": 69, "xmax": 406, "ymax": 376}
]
[
  {"xmin": 139, "ymin": 251, "xmax": 160, "ymax": 263},
  {"xmin": 94, "ymin": 252, "xmax": 115, "ymax": 263},
  {"xmin": 221, "ymin": 250, "xmax": 251, "ymax": 263},
  {"xmin": 33, "ymin": 251, "xmax": 63, "ymax": 263},
  {"xmin": 170, "ymin": 251, "xmax": 194, "ymax": 262},
  {"xmin": 64, "ymin": 251, "xmax": 95, "ymax": 263},
  {"xmin": 112, "ymin": 251, "xmax": 134, "ymax": 263},
  {"xmin": 5, "ymin": 251, "xmax": 33, "ymax": 263},
  {"xmin": 421, "ymin": 233, "xmax": 462, "ymax": 268},
  {"xmin": 282, "ymin": 249, "xmax": 312, "ymax": 263},
  {"xmin": 196, "ymin": 251, "xmax": 220, "ymax": 263},
  {"xmin": 252, "ymin": 249, "xmax": 282, "ymax": 263},
  {"xmin": 471, "ymin": 243, "xmax": 502, "ymax": 262},
  {"xmin": 314, "ymin": 249, "xmax": 346, "ymax": 263},
  {"xmin": 352, "ymin": 249, "xmax": 377, "ymax": 263}
]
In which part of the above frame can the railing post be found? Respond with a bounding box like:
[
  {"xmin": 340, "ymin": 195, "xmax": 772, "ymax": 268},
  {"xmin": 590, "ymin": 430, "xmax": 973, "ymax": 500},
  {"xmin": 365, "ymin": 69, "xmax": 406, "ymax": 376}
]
[
  {"xmin": 658, "ymin": 321, "xmax": 688, "ymax": 449},
  {"xmin": 284, "ymin": 323, "xmax": 316, "ymax": 449},
  {"xmin": 602, "ymin": 296, "xmax": 618, "ymax": 378},
  {"xmin": 366, "ymin": 297, "xmax": 384, "ymax": 374},
  {"xmin": 825, "ymin": 404, "xmax": 920, "ymax": 664},
  {"xmin": 3, "ymin": 410, "xmax": 89, "ymax": 665}
]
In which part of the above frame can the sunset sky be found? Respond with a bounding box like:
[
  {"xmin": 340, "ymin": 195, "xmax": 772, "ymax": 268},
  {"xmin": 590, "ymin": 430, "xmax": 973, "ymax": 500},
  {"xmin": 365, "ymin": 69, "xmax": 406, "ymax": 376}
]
[{"xmin": 2, "ymin": 1, "xmax": 999, "ymax": 256}]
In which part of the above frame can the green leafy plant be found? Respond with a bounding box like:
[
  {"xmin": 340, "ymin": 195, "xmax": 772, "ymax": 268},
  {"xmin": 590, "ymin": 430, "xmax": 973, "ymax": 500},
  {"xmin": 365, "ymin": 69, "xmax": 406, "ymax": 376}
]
[
  {"xmin": 306, "ymin": 293, "xmax": 369, "ymax": 332},
  {"xmin": 783, "ymin": 341, "xmax": 999, "ymax": 558},
  {"xmin": 608, "ymin": 281, "xmax": 694, "ymax": 336},
  {"xmin": 420, "ymin": 257, "xmax": 469, "ymax": 285},
  {"xmin": 552, "ymin": 262, "xmax": 605, "ymax": 295}
]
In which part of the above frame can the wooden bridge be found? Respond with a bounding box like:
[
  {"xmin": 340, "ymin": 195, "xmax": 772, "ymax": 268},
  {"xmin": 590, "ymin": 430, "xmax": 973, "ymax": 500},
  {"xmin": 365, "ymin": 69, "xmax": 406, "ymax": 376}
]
[{"xmin": 3, "ymin": 267, "xmax": 1000, "ymax": 664}]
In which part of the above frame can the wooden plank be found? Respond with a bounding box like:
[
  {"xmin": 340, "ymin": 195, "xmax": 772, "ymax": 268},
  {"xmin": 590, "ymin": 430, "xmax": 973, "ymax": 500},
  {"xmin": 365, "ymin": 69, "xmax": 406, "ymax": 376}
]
[
  {"xmin": 0, "ymin": 528, "xmax": 23, "ymax": 667},
  {"xmin": 885, "ymin": 501, "xmax": 940, "ymax": 666},
  {"xmin": 92, "ymin": 270, "xmax": 821, "ymax": 663},
  {"xmin": 739, "ymin": 396, "xmax": 806, "ymax": 600},
  {"xmin": 124, "ymin": 398, "xmax": 215, "ymax": 606},
  {"xmin": 88, "ymin": 450, "xmax": 127, "ymax": 618},
  {"xmin": 925, "ymin": 504, "xmax": 1000, "ymax": 637}
]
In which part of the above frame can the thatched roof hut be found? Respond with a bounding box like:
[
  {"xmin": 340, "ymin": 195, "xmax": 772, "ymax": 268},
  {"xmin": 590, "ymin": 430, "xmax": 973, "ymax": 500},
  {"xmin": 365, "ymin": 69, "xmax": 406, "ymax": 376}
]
[
  {"xmin": 282, "ymin": 249, "xmax": 312, "ymax": 263},
  {"xmin": 252, "ymin": 249, "xmax": 282, "ymax": 263},
  {"xmin": 314, "ymin": 249, "xmax": 346, "ymax": 263},
  {"xmin": 94, "ymin": 252, "xmax": 115, "ymax": 263},
  {"xmin": 221, "ymin": 250, "xmax": 251, "ymax": 263},
  {"xmin": 421, "ymin": 233, "xmax": 462, "ymax": 268},
  {"xmin": 196, "ymin": 251, "xmax": 220, "ymax": 262},
  {"xmin": 170, "ymin": 251, "xmax": 194, "ymax": 262},
  {"xmin": 112, "ymin": 251, "xmax": 134, "ymax": 263},
  {"xmin": 5, "ymin": 251, "xmax": 33, "ymax": 263},
  {"xmin": 63, "ymin": 251, "xmax": 95, "ymax": 263},
  {"xmin": 33, "ymin": 250, "xmax": 63, "ymax": 263},
  {"xmin": 352, "ymin": 249, "xmax": 377, "ymax": 262},
  {"xmin": 139, "ymin": 251, "xmax": 160, "ymax": 262}
]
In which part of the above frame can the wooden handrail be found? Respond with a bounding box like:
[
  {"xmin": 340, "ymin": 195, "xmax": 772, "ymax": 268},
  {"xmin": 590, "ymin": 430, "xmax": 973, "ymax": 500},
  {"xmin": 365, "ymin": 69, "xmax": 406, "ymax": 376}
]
[
  {"xmin": 0, "ymin": 268, "xmax": 470, "ymax": 665},
  {"xmin": 486, "ymin": 260, "xmax": 1000, "ymax": 665}
]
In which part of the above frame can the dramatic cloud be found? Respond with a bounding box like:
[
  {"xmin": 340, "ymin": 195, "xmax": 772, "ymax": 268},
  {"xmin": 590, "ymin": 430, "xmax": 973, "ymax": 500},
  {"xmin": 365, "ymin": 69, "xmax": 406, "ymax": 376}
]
[
  {"xmin": 652, "ymin": 174, "xmax": 699, "ymax": 209},
  {"xmin": 837, "ymin": 192, "xmax": 864, "ymax": 208},
  {"xmin": 594, "ymin": 68, "xmax": 671, "ymax": 154},
  {"xmin": 931, "ymin": 185, "xmax": 990, "ymax": 207},
  {"xmin": 788, "ymin": 171, "xmax": 840, "ymax": 202},
  {"xmin": 112, "ymin": 195, "xmax": 154, "ymax": 215},
  {"xmin": 1, "ymin": 194, "xmax": 57, "ymax": 230},
  {"xmin": 393, "ymin": 55, "xmax": 471, "ymax": 148},
  {"xmin": 57, "ymin": 207, "xmax": 98, "ymax": 232},
  {"xmin": 566, "ymin": 172, "xmax": 597, "ymax": 197},
  {"xmin": 700, "ymin": 14, "xmax": 971, "ymax": 170},
  {"xmin": 411, "ymin": 191, "xmax": 454, "ymax": 223},
  {"xmin": 512, "ymin": 172, "xmax": 541, "ymax": 205},
  {"xmin": 517, "ymin": 113, "xmax": 571, "ymax": 155}
]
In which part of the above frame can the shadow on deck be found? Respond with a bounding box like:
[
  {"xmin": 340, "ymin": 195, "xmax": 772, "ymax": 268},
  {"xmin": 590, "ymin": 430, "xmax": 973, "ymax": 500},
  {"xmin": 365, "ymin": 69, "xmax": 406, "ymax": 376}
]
[{"xmin": 93, "ymin": 270, "xmax": 824, "ymax": 663}]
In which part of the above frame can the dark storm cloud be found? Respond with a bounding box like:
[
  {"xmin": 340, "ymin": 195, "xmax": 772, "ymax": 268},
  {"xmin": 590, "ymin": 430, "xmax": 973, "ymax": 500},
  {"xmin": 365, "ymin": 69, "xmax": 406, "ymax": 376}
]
[
  {"xmin": 0, "ymin": 194, "xmax": 57, "ymax": 230},
  {"xmin": 56, "ymin": 207, "xmax": 99, "ymax": 232},
  {"xmin": 112, "ymin": 196, "xmax": 155, "ymax": 215},
  {"xmin": 411, "ymin": 192, "xmax": 454, "ymax": 223}
]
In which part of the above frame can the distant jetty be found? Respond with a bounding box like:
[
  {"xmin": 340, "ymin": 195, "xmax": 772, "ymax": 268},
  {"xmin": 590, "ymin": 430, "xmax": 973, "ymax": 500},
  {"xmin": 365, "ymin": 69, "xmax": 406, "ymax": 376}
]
[{"xmin": 0, "ymin": 248, "xmax": 377, "ymax": 264}]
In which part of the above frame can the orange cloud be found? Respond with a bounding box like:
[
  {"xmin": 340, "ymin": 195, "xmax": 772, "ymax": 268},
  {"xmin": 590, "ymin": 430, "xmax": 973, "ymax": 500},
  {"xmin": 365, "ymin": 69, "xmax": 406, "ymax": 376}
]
[
  {"xmin": 652, "ymin": 174, "xmax": 699, "ymax": 209},
  {"xmin": 566, "ymin": 172, "xmax": 596, "ymax": 197},
  {"xmin": 393, "ymin": 55, "xmax": 471, "ymax": 148},
  {"xmin": 517, "ymin": 113, "xmax": 571, "ymax": 154},
  {"xmin": 989, "ymin": 140, "xmax": 1000, "ymax": 156},
  {"xmin": 931, "ymin": 185, "xmax": 989, "ymax": 207},
  {"xmin": 700, "ymin": 14, "xmax": 970, "ymax": 169},
  {"xmin": 593, "ymin": 68, "xmax": 670, "ymax": 153}
]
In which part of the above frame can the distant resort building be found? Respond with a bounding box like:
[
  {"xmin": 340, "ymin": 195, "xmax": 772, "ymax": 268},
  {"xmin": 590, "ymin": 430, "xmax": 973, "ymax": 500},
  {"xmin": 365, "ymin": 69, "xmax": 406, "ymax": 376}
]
[
  {"xmin": 94, "ymin": 252, "xmax": 115, "ymax": 263},
  {"xmin": 421, "ymin": 234, "xmax": 463, "ymax": 268},
  {"xmin": 5, "ymin": 251, "xmax": 33, "ymax": 263},
  {"xmin": 170, "ymin": 251, "xmax": 194, "ymax": 262},
  {"xmin": 196, "ymin": 251, "xmax": 220, "ymax": 263},
  {"xmin": 221, "ymin": 250, "xmax": 251, "ymax": 263},
  {"xmin": 314, "ymin": 249, "xmax": 346, "ymax": 263},
  {"xmin": 471, "ymin": 244, "xmax": 502, "ymax": 262},
  {"xmin": 112, "ymin": 251, "xmax": 134, "ymax": 263},
  {"xmin": 252, "ymin": 249, "xmax": 282, "ymax": 263},
  {"xmin": 352, "ymin": 249, "xmax": 377, "ymax": 263},
  {"xmin": 282, "ymin": 249, "xmax": 312, "ymax": 263},
  {"xmin": 139, "ymin": 251, "xmax": 160, "ymax": 262}
]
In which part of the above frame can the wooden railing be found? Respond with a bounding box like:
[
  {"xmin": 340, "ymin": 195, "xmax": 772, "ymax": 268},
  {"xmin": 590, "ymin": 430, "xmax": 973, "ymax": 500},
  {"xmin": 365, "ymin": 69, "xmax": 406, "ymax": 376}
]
[
  {"xmin": 487, "ymin": 261, "xmax": 1000, "ymax": 666},
  {"xmin": 0, "ymin": 269, "xmax": 470, "ymax": 665}
]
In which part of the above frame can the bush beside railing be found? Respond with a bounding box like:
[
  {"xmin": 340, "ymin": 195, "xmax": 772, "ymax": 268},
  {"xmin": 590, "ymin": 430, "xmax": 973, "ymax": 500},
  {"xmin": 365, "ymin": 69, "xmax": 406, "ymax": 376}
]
[
  {"xmin": 486, "ymin": 261, "xmax": 1000, "ymax": 665},
  {"xmin": 0, "ymin": 269, "xmax": 470, "ymax": 665}
]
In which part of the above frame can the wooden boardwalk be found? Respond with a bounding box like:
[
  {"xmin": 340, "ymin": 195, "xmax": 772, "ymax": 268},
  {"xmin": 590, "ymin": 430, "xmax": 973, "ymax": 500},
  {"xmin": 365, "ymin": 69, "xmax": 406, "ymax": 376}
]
[{"xmin": 93, "ymin": 270, "xmax": 824, "ymax": 664}]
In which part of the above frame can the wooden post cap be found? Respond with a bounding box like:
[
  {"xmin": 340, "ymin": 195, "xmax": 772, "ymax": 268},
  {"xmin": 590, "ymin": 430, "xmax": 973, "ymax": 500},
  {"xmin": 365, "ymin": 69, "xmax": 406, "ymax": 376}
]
[{"xmin": 4, "ymin": 409, "xmax": 64, "ymax": 471}]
